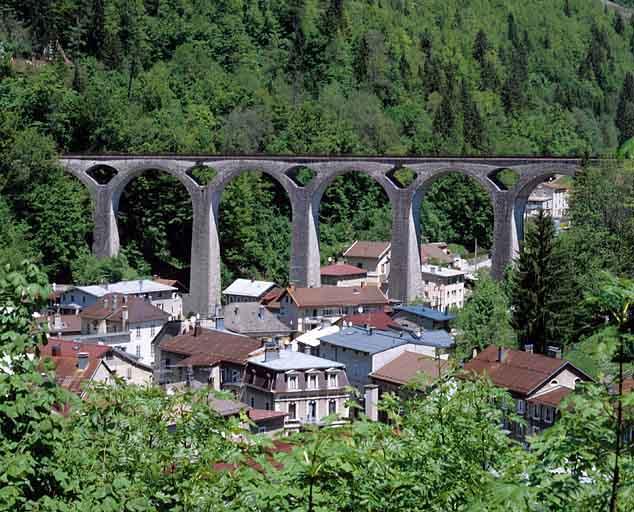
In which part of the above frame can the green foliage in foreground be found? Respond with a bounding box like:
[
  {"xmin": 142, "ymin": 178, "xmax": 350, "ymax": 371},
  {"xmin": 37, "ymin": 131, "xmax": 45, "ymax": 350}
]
[{"xmin": 1, "ymin": 263, "xmax": 634, "ymax": 511}]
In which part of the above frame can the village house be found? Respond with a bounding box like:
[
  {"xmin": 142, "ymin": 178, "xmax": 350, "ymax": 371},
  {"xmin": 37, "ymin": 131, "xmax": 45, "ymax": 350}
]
[
  {"xmin": 392, "ymin": 305, "xmax": 456, "ymax": 331},
  {"xmin": 278, "ymin": 285, "xmax": 390, "ymax": 333},
  {"xmin": 342, "ymin": 241, "xmax": 391, "ymax": 285},
  {"xmin": 320, "ymin": 262, "xmax": 369, "ymax": 287},
  {"xmin": 40, "ymin": 313, "xmax": 82, "ymax": 338},
  {"xmin": 420, "ymin": 243, "xmax": 455, "ymax": 266},
  {"xmin": 156, "ymin": 327, "xmax": 261, "ymax": 393},
  {"xmin": 525, "ymin": 175, "xmax": 571, "ymax": 226},
  {"xmin": 464, "ymin": 345, "xmax": 594, "ymax": 443},
  {"xmin": 59, "ymin": 279, "xmax": 183, "ymax": 319},
  {"xmin": 293, "ymin": 324, "xmax": 340, "ymax": 357},
  {"xmin": 338, "ymin": 310, "xmax": 400, "ymax": 331},
  {"xmin": 243, "ymin": 341, "xmax": 350, "ymax": 431},
  {"xmin": 222, "ymin": 302, "xmax": 295, "ymax": 343},
  {"xmin": 40, "ymin": 338, "xmax": 153, "ymax": 397},
  {"xmin": 420, "ymin": 265, "xmax": 466, "ymax": 311},
  {"xmin": 222, "ymin": 278, "xmax": 277, "ymax": 304},
  {"xmin": 369, "ymin": 351, "xmax": 450, "ymax": 421},
  {"xmin": 79, "ymin": 293, "xmax": 170, "ymax": 364},
  {"xmin": 319, "ymin": 325, "xmax": 454, "ymax": 390}
]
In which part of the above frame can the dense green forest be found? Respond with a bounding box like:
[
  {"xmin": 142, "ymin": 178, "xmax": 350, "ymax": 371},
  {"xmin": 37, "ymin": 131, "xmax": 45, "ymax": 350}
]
[{"xmin": 1, "ymin": 0, "xmax": 634, "ymax": 285}]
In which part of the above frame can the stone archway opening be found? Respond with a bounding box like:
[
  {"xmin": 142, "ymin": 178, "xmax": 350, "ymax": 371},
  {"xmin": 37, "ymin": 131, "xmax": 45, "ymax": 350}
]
[
  {"xmin": 116, "ymin": 169, "xmax": 193, "ymax": 285},
  {"xmin": 318, "ymin": 171, "xmax": 392, "ymax": 272},
  {"xmin": 218, "ymin": 171, "xmax": 293, "ymax": 289},
  {"xmin": 417, "ymin": 171, "xmax": 494, "ymax": 269},
  {"xmin": 514, "ymin": 173, "xmax": 575, "ymax": 247},
  {"xmin": 87, "ymin": 165, "xmax": 118, "ymax": 185}
]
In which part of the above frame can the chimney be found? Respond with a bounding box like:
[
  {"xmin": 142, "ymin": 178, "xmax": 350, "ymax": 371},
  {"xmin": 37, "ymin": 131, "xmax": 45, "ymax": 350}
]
[
  {"xmin": 364, "ymin": 384, "xmax": 379, "ymax": 422},
  {"xmin": 497, "ymin": 346, "xmax": 508, "ymax": 363},
  {"xmin": 122, "ymin": 305, "xmax": 128, "ymax": 331},
  {"xmin": 258, "ymin": 305, "xmax": 264, "ymax": 320},
  {"xmin": 53, "ymin": 313, "xmax": 63, "ymax": 331},
  {"xmin": 103, "ymin": 297, "xmax": 108, "ymax": 309},
  {"xmin": 194, "ymin": 314, "xmax": 201, "ymax": 337},
  {"xmin": 52, "ymin": 344, "xmax": 61, "ymax": 357},
  {"xmin": 472, "ymin": 348, "xmax": 478, "ymax": 359},
  {"xmin": 524, "ymin": 343, "xmax": 534, "ymax": 354},
  {"xmin": 111, "ymin": 295, "xmax": 117, "ymax": 310},
  {"xmin": 77, "ymin": 352, "xmax": 89, "ymax": 370},
  {"xmin": 264, "ymin": 339, "xmax": 280, "ymax": 362}
]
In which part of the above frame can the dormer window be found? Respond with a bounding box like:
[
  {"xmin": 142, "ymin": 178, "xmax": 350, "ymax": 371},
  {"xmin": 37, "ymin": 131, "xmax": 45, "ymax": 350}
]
[
  {"xmin": 288, "ymin": 375, "xmax": 298, "ymax": 390},
  {"xmin": 307, "ymin": 374, "xmax": 318, "ymax": 390},
  {"xmin": 328, "ymin": 372, "xmax": 338, "ymax": 388}
]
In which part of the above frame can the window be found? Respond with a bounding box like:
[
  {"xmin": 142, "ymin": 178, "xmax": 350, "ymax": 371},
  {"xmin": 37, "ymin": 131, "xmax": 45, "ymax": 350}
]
[
  {"xmin": 136, "ymin": 327, "xmax": 141, "ymax": 338},
  {"xmin": 550, "ymin": 379, "xmax": 559, "ymax": 386},
  {"xmin": 265, "ymin": 402, "xmax": 270, "ymax": 411},
  {"xmin": 308, "ymin": 400, "xmax": 317, "ymax": 421},
  {"xmin": 288, "ymin": 402, "xmax": 296, "ymax": 420},
  {"xmin": 136, "ymin": 345, "xmax": 141, "ymax": 358},
  {"xmin": 250, "ymin": 397, "xmax": 255, "ymax": 407},
  {"xmin": 328, "ymin": 373, "xmax": 338, "ymax": 388},
  {"xmin": 544, "ymin": 406, "xmax": 554, "ymax": 424},
  {"xmin": 105, "ymin": 351, "xmax": 113, "ymax": 361},
  {"xmin": 231, "ymin": 369, "xmax": 240, "ymax": 383},
  {"xmin": 516, "ymin": 399, "xmax": 525, "ymax": 415},
  {"xmin": 308, "ymin": 374, "xmax": 317, "ymax": 389},
  {"xmin": 258, "ymin": 426, "xmax": 267, "ymax": 434},
  {"xmin": 288, "ymin": 375, "xmax": 298, "ymax": 390},
  {"xmin": 328, "ymin": 399, "xmax": 337, "ymax": 415},
  {"xmin": 532, "ymin": 403, "xmax": 541, "ymax": 420},
  {"xmin": 126, "ymin": 367, "xmax": 132, "ymax": 379}
]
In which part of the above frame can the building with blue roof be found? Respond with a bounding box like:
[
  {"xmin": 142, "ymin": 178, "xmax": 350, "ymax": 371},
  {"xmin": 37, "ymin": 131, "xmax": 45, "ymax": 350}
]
[
  {"xmin": 318, "ymin": 325, "xmax": 454, "ymax": 389},
  {"xmin": 392, "ymin": 305, "xmax": 456, "ymax": 332}
]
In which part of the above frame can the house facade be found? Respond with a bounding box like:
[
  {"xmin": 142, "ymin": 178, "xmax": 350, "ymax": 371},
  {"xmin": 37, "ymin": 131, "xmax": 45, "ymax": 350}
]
[
  {"xmin": 464, "ymin": 345, "xmax": 593, "ymax": 443},
  {"xmin": 278, "ymin": 285, "xmax": 390, "ymax": 333},
  {"xmin": 342, "ymin": 241, "xmax": 391, "ymax": 285},
  {"xmin": 319, "ymin": 325, "xmax": 454, "ymax": 390},
  {"xmin": 420, "ymin": 265, "xmax": 466, "ymax": 311},
  {"xmin": 243, "ymin": 342, "xmax": 350, "ymax": 430},
  {"xmin": 79, "ymin": 293, "xmax": 170, "ymax": 364}
]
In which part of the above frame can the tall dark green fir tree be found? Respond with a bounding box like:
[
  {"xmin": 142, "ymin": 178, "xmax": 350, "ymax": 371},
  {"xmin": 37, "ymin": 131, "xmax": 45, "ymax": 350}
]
[
  {"xmin": 510, "ymin": 209, "xmax": 563, "ymax": 354},
  {"xmin": 616, "ymin": 72, "xmax": 634, "ymax": 144}
]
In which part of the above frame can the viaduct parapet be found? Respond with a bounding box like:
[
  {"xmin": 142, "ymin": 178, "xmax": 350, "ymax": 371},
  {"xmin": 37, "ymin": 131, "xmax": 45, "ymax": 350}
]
[{"xmin": 59, "ymin": 155, "xmax": 582, "ymax": 316}]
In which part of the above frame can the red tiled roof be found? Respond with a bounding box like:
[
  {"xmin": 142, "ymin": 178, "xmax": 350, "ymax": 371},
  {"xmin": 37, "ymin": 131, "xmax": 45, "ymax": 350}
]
[
  {"xmin": 320, "ymin": 263, "xmax": 368, "ymax": 277},
  {"xmin": 248, "ymin": 409, "xmax": 288, "ymax": 422},
  {"xmin": 464, "ymin": 345, "xmax": 571, "ymax": 395},
  {"xmin": 370, "ymin": 351, "xmax": 450, "ymax": 386},
  {"xmin": 81, "ymin": 293, "xmax": 169, "ymax": 323},
  {"xmin": 39, "ymin": 338, "xmax": 110, "ymax": 395},
  {"xmin": 160, "ymin": 328, "xmax": 261, "ymax": 365},
  {"xmin": 175, "ymin": 354, "xmax": 223, "ymax": 367},
  {"xmin": 343, "ymin": 241, "xmax": 390, "ymax": 259},
  {"xmin": 420, "ymin": 243, "xmax": 453, "ymax": 264},
  {"xmin": 261, "ymin": 287, "xmax": 283, "ymax": 305},
  {"xmin": 528, "ymin": 386, "xmax": 572, "ymax": 407},
  {"xmin": 341, "ymin": 311, "xmax": 398, "ymax": 330},
  {"xmin": 283, "ymin": 286, "xmax": 389, "ymax": 308}
]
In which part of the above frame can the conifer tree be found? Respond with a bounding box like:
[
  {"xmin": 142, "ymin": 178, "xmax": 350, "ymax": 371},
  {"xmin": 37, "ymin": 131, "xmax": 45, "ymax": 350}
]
[
  {"xmin": 473, "ymin": 29, "xmax": 489, "ymax": 64},
  {"xmin": 616, "ymin": 72, "xmax": 634, "ymax": 144},
  {"xmin": 461, "ymin": 81, "xmax": 485, "ymax": 152},
  {"xmin": 614, "ymin": 13, "xmax": 625, "ymax": 36},
  {"xmin": 564, "ymin": 0, "xmax": 572, "ymax": 18},
  {"xmin": 510, "ymin": 209, "xmax": 562, "ymax": 354}
]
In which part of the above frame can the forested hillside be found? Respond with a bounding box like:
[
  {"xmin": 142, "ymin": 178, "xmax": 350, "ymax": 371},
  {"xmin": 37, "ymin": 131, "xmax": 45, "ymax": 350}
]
[{"xmin": 1, "ymin": 0, "xmax": 634, "ymax": 284}]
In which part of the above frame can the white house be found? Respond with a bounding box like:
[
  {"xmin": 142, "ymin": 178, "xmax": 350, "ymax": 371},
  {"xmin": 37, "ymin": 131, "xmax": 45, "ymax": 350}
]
[
  {"xmin": 342, "ymin": 241, "xmax": 391, "ymax": 286},
  {"xmin": 420, "ymin": 265, "xmax": 466, "ymax": 311},
  {"xmin": 79, "ymin": 293, "xmax": 170, "ymax": 364},
  {"xmin": 222, "ymin": 278, "xmax": 277, "ymax": 304}
]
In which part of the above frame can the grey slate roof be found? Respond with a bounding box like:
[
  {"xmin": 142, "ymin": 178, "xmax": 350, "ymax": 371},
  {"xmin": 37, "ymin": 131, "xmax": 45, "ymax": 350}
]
[
  {"xmin": 222, "ymin": 303, "xmax": 295, "ymax": 335},
  {"xmin": 394, "ymin": 305, "xmax": 456, "ymax": 322},
  {"xmin": 249, "ymin": 350, "xmax": 345, "ymax": 372},
  {"xmin": 320, "ymin": 326, "xmax": 454, "ymax": 354},
  {"xmin": 222, "ymin": 279, "xmax": 276, "ymax": 298}
]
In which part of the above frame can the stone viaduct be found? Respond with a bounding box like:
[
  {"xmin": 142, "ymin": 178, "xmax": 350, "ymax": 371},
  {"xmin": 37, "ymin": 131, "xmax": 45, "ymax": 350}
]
[{"xmin": 59, "ymin": 156, "xmax": 583, "ymax": 316}]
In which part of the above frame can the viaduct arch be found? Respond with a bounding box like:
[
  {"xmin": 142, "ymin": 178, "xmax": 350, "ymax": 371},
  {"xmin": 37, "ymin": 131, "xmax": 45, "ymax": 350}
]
[{"xmin": 59, "ymin": 156, "xmax": 584, "ymax": 316}]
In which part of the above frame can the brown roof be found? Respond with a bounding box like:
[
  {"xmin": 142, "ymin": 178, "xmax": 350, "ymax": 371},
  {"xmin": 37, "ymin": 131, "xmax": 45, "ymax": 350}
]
[
  {"xmin": 81, "ymin": 293, "xmax": 169, "ymax": 324},
  {"xmin": 160, "ymin": 328, "xmax": 261, "ymax": 365},
  {"xmin": 464, "ymin": 345, "xmax": 581, "ymax": 395},
  {"xmin": 248, "ymin": 409, "xmax": 288, "ymax": 422},
  {"xmin": 343, "ymin": 241, "xmax": 390, "ymax": 259},
  {"xmin": 39, "ymin": 338, "xmax": 110, "ymax": 395},
  {"xmin": 283, "ymin": 286, "xmax": 389, "ymax": 308},
  {"xmin": 261, "ymin": 287, "xmax": 283, "ymax": 305},
  {"xmin": 153, "ymin": 277, "xmax": 188, "ymax": 292},
  {"xmin": 370, "ymin": 351, "xmax": 450, "ymax": 386},
  {"xmin": 528, "ymin": 386, "xmax": 572, "ymax": 407},
  {"xmin": 420, "ymin": 243, "xmax": 453, "ymax": 264},
  {"xmin": 320, "ymin": 263, "xmax": 368, "ymax": 277},
  {"xmin": 341, "ymin": 311, "xmax": 399, "ymax": 330}
]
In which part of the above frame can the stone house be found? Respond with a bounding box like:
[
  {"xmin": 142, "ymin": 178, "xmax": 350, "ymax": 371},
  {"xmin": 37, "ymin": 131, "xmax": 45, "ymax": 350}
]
[
  {"xmin": 342, "ymin": 241, "xmax": 391, "ymax": 285},
  {"xmin": 243, "ymin": 342, "xmax": 350, "ymax": 431},
  {"xmin": 464, "ymin": 345, "xmax": 594, "ymax": 443},
  {"xmin": 318, "ymin": 325, "xmax": 454, "ymax": 390},
  {"xmin": 80, "ymin": 293, "xmax": 170, "ymax": 364},
  {"xmin": 278, "ymin": 285, "xmax": 390, "ymax": 333},
  {"xmin": 156, "ymin": 327, "xmax": 262, "ymax": 393},
  {"xmin": 222, "ymin": 302, "xmax": 295, "ymax": 343}
]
